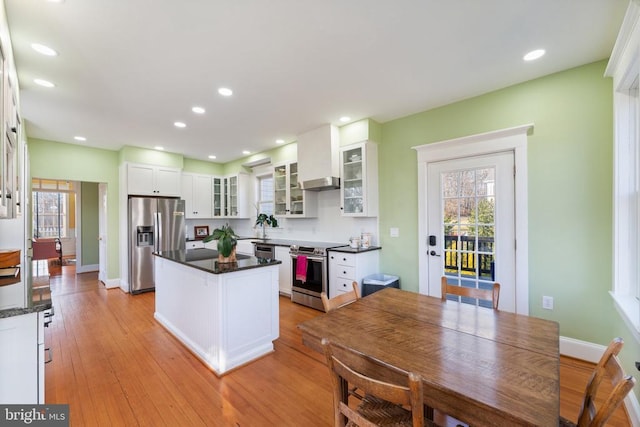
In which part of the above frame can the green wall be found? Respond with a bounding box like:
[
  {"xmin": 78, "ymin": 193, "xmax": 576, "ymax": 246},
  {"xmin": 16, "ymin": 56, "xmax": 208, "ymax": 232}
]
[
  {"xmin": 29, "ymin": 138, "xmax": 120, "ymax": 279},
  {"xmin": 379, "ymin": 60, "xmax": 640, "ymax": 399},
  {"xmin": 80, "ymin": 182, "xmax": 99, "ymax": 265},
  {"xmin": 380, "ymin": 60, "xmax": 614, "ymax": 341}
]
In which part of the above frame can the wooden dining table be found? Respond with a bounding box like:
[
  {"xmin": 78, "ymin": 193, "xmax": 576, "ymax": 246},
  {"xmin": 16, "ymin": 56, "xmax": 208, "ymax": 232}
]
[{"xmin": 298, "ymin": 287, "xmax": 560, "ymax": 427}]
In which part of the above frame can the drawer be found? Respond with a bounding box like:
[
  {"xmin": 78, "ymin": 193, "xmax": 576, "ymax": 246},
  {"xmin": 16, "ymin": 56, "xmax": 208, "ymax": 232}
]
[
  {"xmin": 335, "ymin": 265, "xmax": 355, "ymax": 280},
  {"xmin": 329, "ymin": 252, "xmax": 355, "ymax": 267},
  {"xmin": 334, "ymin": 279, "xmax": 355, "ymax": 294}
]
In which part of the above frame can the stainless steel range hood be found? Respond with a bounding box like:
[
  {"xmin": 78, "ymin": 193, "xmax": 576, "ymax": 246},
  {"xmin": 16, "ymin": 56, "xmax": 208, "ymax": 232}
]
[
  {"xmin": 297, "ymin": 124, "xmax": 341, "ymax": 191},
  {"xmin": 301, "ymin": 176, "xmax": 340, "ymax": 191}
]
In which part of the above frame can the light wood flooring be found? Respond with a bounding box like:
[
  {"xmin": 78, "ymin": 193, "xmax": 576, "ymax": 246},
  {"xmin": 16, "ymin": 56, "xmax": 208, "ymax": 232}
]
[{"xmin": 44, "ymin": 266, "xmax": 632, "ymax": 426}]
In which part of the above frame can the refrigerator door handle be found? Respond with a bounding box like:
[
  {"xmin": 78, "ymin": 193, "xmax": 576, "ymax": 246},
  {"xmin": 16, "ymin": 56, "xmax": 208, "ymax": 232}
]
[{"xmin": 155, "ymin": 212, "xmax": 162, "ymax": 252}]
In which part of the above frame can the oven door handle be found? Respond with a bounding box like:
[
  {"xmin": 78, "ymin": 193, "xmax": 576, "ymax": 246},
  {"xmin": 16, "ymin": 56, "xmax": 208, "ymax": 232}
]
[{"xmin": 290, "ymin": 254, "xmax": 325, "ymax": 262}]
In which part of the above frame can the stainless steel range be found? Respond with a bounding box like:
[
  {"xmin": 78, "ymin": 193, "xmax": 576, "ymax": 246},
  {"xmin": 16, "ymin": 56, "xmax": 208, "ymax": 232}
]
[{"xmin": 290, "ymin": 243, "xmax": 345, "ymax": 311}]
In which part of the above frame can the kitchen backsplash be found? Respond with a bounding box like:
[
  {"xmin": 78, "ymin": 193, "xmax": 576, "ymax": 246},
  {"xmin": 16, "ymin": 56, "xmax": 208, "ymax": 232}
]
[{"xmin": 186, "ymin": 190, "xmax": 378, "ymax": 245}]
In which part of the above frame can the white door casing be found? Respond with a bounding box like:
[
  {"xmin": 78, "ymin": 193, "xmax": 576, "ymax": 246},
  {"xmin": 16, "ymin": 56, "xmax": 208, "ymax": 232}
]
[
  {"xmin": 98, "ymin": 183, "xmax": 108, "ymax": 285},
  {"xmin": 413, "ymin": 124, "xmax": 532, "ymax": 314}
]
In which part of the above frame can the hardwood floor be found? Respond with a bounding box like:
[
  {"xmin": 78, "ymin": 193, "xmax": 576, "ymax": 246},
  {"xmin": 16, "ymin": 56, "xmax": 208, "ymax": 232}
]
[{"xmin": 45, "ymin": 266, "xmax": 632, "ymax": 426}]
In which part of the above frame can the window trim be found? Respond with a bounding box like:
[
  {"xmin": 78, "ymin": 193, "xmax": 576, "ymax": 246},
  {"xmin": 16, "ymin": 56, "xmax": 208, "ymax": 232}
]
[{"xmin": 605, "ymin": 1, "xmax": 640, "ymax": 342}]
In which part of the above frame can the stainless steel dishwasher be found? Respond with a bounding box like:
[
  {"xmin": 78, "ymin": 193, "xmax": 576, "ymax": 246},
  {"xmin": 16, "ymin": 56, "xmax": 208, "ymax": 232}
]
[{"xmin": 254, "ymin": 243, "xmax": 275, "ymax": 259}]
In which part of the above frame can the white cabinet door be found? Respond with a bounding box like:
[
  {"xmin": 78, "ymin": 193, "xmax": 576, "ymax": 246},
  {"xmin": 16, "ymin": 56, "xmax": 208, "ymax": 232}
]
[
  {"xmin": 127, "ymin": 164, "xmax": 155, "ymax": 195},
  {"xmin": 340, "ymin": 141, "xmax": 378, "ymax": 217},
  {"xmin": 128, "ymin": 164, "xmax": 181, "ymax": 196},
  {"xmin": 182, "ymin": 173, "xmax": 213, "ymax": 219},
  {"xmin": 236, "ymin": 240, "xmax": 254, "ymax": 256},
  {"xmin": 0, "ymin": 312, "xmax": 38, "ymax": 403},
  {"xmin": 186, "ymin": 240, "xmax": 205, "ymax": 249},
  {"xmin": 275, "ymin": 246, "xmax": 292, "ymax": 295}
]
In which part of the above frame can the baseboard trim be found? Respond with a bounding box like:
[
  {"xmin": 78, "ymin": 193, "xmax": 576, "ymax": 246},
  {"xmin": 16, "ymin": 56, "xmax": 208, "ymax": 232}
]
[
  {"xmin": 76, "ymin": 263, "xmax": 98, "ymax": 273},
  {"xmin": 560, "ymin": 336, "xmax": 640, "ymax": 426},
  {"xmin": 101, "ymin": 278, "xmax": 120, "ymax": 289}
]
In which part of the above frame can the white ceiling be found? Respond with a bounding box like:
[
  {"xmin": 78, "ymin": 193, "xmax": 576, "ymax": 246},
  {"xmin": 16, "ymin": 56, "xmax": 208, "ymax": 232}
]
[{"xmin": 4, "ymin": 0, "xmax": 629, "ymax": 163}]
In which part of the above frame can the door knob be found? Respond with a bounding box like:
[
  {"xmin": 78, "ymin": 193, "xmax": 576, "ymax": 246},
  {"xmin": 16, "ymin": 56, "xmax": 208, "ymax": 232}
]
[{"xmin": 429, "ymin": 251, "xmax": 441, "ymax": 257}]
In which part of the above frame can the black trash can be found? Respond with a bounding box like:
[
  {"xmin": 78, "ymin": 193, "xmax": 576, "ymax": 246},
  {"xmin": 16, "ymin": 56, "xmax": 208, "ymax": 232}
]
[{"xmin": 362, "ymin": 274, "xmax": 400, "ymax": 297}]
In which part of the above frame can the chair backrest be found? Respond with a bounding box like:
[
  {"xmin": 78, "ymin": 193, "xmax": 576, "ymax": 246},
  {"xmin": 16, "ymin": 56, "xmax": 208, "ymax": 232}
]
[
  {"xmin": 321, "ymin": 281, "xmax": 360, "ymax": 312},
  {"xmin": 321, "ymin": 338, "xmax": 425, "ymax": 427},
  {"xmin": 575, "ymin": 337, "xmax": 636, "ymax": 427},
  {"xmin": 441, "ymin": 276, "xmax": 500, "ymax": 310}
]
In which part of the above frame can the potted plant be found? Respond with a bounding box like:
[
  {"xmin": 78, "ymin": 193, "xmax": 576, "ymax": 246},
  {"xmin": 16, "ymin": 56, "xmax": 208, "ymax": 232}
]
[
  {"xmin": 203, "ymin": 223, "xmax": 238, "ymax": 263},
  {"xmin": 255, "ymin": 213, "xmax": 278, "ymax": 239}
]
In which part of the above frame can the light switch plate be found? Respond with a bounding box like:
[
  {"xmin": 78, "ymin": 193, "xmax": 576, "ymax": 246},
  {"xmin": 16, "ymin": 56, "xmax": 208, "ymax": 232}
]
[
  {"xmin": 542, "ymin": 296, "xmax": 553, "ymax": 310},
  {"xmin": 390, "ymin": 227, "xmax": 399, "ymax": 237}
]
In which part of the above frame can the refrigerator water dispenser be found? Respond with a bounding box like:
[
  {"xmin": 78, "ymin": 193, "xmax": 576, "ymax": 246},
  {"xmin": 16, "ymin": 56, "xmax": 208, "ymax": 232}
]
[{"xmin": 136, "ymin": 226, "xmax": 154, "ymax": 247}]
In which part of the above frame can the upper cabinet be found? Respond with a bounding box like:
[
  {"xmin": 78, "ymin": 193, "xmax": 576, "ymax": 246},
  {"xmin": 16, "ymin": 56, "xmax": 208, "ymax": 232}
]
[
  {"xmin": 127, "ymin": 163, "xmax": 181, "ymax": 197},
  {"xmin": 274, "ymin": 162, "xmax": 317, "ymax": 218},
  {"xmin": 340, "ymin": 141, "xmax": 378, "ymax": 217},
  {"xmin": 223, "ymin": 173, "xmax": 251, "ymax": 218},
  {"xmin": 181, "ymin": 173, "xmax": 213, "ymax": 219}
]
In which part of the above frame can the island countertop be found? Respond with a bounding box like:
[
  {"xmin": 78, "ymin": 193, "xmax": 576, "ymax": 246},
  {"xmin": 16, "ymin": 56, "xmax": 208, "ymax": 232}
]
[{"xmin": 154, "ymin": 248, "xmax": 281, "ymax": 275}]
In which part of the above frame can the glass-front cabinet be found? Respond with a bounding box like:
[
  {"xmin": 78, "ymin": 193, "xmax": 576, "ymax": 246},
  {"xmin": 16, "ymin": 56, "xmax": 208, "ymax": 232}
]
[
  {"xmin": 273, "ymin": 162, "xmax": 316, "ymax": 217},
  {"xmin": 212, "ymin": 177, "xmax": 222, "ymax": 217},
  {"xmin": 221, "ymin": 173, "xmax": 250, "ymax": 218},
  {"xmin": 340, "ymin": 141, "xmax": 378, "ymax": 217}
]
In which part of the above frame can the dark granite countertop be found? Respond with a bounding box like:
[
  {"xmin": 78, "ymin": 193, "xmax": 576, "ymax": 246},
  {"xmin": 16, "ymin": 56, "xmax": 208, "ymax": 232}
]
[
  {"xmin": 154, "ymin": 248, "xmax": 281, "ymax": 274},
  {"xmin": 0, "ymin": 299, "xmax": 52, "ymax": 319},
  {"xmin": 327, "ymin": 246, "xmax": 382, "ymax": 254}
]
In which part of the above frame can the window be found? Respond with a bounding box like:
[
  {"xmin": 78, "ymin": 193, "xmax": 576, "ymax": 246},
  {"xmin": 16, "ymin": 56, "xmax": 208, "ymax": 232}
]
[
  {"xmin": 606, "ymin": 3, "xmax": 640, "ymax": 339},
  {"xmin": 32, "ymin": 179, "xmax": 76, "ymax": 239},
  {"xmin": 257, "ymin": 175, "xmax": 274, "ymax": 215}
]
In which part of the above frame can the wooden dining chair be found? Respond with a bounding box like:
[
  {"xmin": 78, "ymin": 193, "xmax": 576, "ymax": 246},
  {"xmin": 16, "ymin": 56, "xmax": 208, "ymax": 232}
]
[
  {"xmin": 321, "ymin": 281, "xmax": 360, "ymax": 312},
  {"xmin": 321, "ymin": 338, "xmax": 439, "ymax": 427},
  {"xmin": 440, "ymin": 276, "xmax": 500, "ymax": 310},
  {"xmin": 559, "ymin": 337, "xmax": 636, "ymax": 427}
]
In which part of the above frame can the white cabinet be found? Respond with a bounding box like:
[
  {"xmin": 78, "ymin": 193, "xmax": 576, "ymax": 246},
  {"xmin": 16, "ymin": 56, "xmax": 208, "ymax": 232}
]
[
  {"xmin": 181, "ymin": 173, "xmax": 213, "ymax": 219},
  {"xmin": 274, "ymin": 162, "xmax": 317, "ymax": 218},
  {"xmin": 0, "ymin": 311, "xmax": 48, "ymax": 404},
  {"xmin": 275, "ymin": 246, "xmax": 292, "ymax": 296},
  {"xmin": 236, "ymin": 240, "xmax": 254, "ymax": 256},
  {"xmin": 186, "ymin": 240, "xmax": 205, "ymax": 250},
  {"xmin": 340, "ymin": 141, "xmax": 378, "ymax": 217},
  {"xmin": 127, "ymin": 163, "xmax": 181, "ymax": 196},
  {"xmin": 212, "ymin": 177, "xmax": 223, "ymax": 217},
  {"xmin": 328, "ymin": 250, "xmax": 379, "ymax": 297},
  {"xmin": 223, "ymin": 173, "xmax": 251, "ymax": 218}
]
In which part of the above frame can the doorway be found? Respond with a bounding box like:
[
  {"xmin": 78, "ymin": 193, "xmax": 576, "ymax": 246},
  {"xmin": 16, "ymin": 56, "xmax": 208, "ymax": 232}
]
[{"xmin": 414, "ymin": 125, "xmax": 531, "ymax": 314}]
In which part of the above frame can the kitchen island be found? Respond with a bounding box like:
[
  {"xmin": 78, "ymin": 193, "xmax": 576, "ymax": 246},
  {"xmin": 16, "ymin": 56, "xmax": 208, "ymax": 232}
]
[{"xmin": 153, "ymin": 249, "xmax": 281, "ymax": 376}]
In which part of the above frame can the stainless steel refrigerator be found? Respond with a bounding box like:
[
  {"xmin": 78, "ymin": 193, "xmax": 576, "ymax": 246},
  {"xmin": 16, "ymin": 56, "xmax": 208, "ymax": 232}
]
[{"xmin": 129, "ymin": 197, "xmax": 186, "ymax": 293}]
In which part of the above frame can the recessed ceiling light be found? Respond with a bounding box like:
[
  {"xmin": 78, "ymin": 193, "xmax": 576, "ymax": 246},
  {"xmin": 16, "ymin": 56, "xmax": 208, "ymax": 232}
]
[
  {"xmin": 31, "ymin": 43, "xmax": 58, "ymax": 56},
  {"xmin": 275, "ymin": 139, "xmax": 285, "ymax": 144},
  {"xmin": 192, "ymin": 106, "xmax": 205, "ymax": 114},
  {"xmin": 74, "ymin": 136, "xmax": 86, "ymax": 141},
  {"xmin": 242, "ymin": 150, "xmax": 251, "ymax": 155},
  {"xmin": 34, "ymin": 78, "xmax": 55, "ymax": 88},
  {"xmin": 154, "ymin": 146, "xmax": 164, "ymax": 151},
  {"xmin": 47, "ymin": 0, "xmax": 65, "ymax": 3},
  {"xmin": 174, "ymin": 121, "xmax": 186, "ymax": 128},
  {"xmin": 208, "ymin": 155, "xmax": 217, "ymax": 159},
  {"xmin": 339, "ymin": 116, "xmax": 351, "ymax": 123},
  {"xmin": 218, "ymin": 87, "xmax": 233, "ymax": 97},
  {"xmin": 523, "ymin": 49, "xmax": 545, "ymax": 61}
]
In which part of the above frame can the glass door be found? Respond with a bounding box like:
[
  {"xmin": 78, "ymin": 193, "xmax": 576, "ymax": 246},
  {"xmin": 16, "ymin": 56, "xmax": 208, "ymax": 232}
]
[
  {"xmin": 228, "ymin": 176, "xmax": 238, "ymax": 216},
  {"xmin": 212, "ymin": 177, "xmax": 222, "ymax": 217},
  {"xmin": 289, "ymin": 162, "xmax": 303, "ymax": 215},
  {"xmin": 341, "ymin": 147, "xmax": 363, "ymax": 214},
  {"xmin": 274, "ymin": 165, "xmax": 287, "ymax": 215}
]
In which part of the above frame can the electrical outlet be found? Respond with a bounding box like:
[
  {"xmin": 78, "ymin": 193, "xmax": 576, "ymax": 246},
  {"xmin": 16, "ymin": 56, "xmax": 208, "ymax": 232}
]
[{"xmin": 542, "ymin": 296, "xmax": 554, "ymax": 310}]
